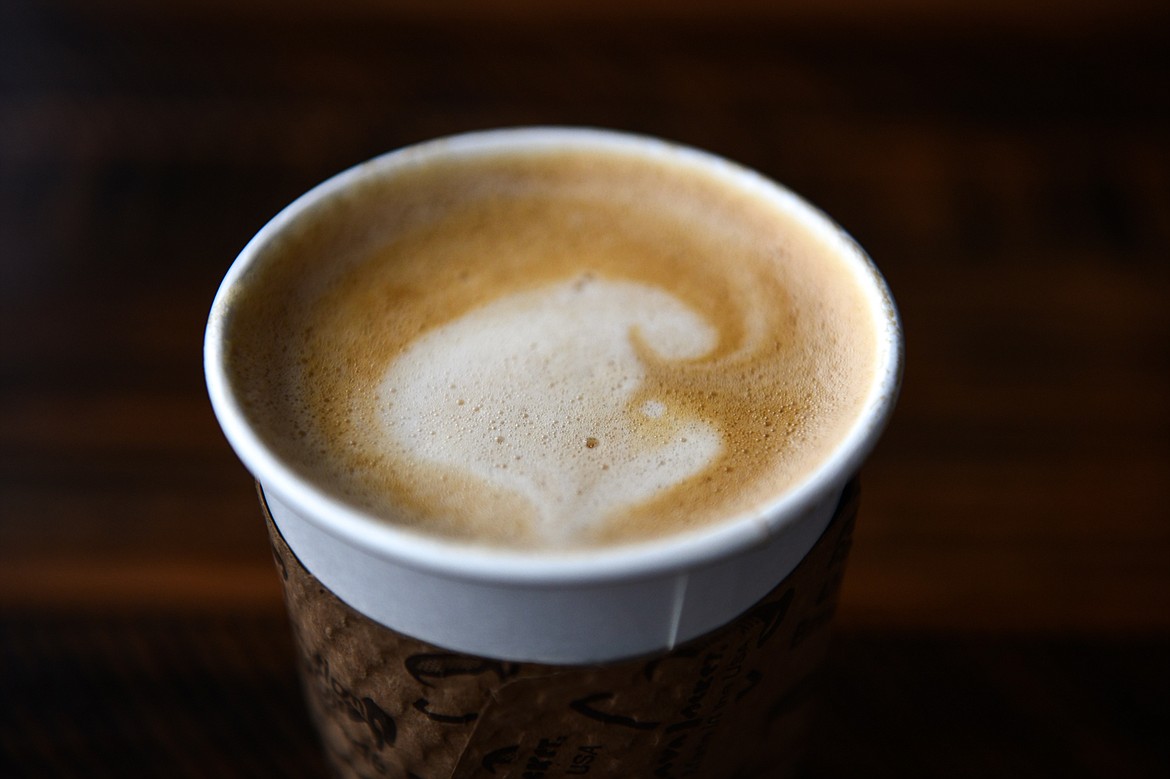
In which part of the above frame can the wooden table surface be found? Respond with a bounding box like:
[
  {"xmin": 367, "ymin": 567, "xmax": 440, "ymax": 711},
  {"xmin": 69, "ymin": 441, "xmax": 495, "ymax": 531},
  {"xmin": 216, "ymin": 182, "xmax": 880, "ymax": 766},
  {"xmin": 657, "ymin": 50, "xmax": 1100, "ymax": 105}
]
[{"xmin": 2, "ymin": 1, "xmax": 1168, "ymax": 776}]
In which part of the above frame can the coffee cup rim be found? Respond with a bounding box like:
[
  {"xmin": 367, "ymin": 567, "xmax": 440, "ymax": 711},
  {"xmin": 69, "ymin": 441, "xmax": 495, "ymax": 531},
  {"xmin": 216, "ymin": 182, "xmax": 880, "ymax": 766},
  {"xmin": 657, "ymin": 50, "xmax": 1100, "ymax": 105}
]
[{"xmin": 205, "ymin": 126, "xmax": 902, "ymax": 586}]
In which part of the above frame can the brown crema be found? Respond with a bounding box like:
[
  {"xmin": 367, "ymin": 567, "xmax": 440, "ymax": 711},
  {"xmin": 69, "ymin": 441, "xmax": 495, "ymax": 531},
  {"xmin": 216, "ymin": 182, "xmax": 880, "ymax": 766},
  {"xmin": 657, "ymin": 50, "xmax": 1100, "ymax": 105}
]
[{"xmin": 223, "ymin": 146, "xmax": 878, "ymax": 547}]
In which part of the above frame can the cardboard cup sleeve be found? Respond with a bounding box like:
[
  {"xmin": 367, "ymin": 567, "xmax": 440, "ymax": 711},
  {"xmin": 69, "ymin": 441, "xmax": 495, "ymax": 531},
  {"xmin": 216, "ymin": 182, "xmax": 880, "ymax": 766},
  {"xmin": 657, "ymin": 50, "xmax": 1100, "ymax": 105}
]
[{"xmin": 262, "ymin": 479, "xmax": 858, "ymax": 779}]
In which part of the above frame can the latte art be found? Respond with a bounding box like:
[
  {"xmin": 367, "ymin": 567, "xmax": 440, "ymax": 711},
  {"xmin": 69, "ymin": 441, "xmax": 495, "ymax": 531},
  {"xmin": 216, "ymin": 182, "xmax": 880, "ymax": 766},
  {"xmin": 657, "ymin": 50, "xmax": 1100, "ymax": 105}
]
[
  {"xmin": 379, "ymin": 275, "xmax": 721, "ymax": 544},
  {"xmin": 223, "ymin": 143, "xmax": 880, "ymax": 548}
]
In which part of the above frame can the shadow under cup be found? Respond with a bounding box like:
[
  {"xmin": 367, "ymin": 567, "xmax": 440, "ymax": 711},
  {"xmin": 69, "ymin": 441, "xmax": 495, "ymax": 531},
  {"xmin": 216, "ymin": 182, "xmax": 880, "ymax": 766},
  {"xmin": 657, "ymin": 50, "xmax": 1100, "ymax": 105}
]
[{"xmin": 205, "ymin": 128, "xmax": 901, "ymax": 778}]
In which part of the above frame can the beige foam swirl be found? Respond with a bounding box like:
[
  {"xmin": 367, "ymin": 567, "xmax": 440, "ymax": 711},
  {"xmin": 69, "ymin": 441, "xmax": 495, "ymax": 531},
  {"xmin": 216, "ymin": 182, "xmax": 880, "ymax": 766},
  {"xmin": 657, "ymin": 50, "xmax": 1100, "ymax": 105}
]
[
  {"xmin": 378, "ymin": 275, "xmax": 722, "ymax": 544},
  {"xmin": 225, "ymin": 145, "xmax": 879, "ymax": 548}
]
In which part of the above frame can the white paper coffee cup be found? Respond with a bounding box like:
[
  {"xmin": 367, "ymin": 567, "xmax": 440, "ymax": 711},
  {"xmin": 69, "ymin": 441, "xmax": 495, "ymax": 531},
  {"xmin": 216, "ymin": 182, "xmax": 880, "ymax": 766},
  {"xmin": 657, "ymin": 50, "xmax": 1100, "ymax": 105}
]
[{"xmin": 204, "ymin": 127, "xmax": 902, "ymax": 665}]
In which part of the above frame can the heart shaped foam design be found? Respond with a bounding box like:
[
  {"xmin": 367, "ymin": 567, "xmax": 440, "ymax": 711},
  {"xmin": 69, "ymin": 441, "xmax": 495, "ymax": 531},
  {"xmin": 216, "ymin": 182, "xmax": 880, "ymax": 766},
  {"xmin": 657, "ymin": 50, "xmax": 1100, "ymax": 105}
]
[{"xmin": 377, "ymin": 274, "xmax": 723, "ymax": 544}]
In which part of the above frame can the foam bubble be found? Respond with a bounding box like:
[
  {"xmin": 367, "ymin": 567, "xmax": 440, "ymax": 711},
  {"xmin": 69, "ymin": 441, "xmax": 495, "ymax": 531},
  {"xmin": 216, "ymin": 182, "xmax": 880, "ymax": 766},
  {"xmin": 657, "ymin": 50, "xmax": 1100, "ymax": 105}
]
[
  {"xmin": 377, "ymin": 275, "xmax": 722, "ymax": 543},
  {"xmin": 641, "ymin": 400, "xmax": 666, "ymax": 418}
]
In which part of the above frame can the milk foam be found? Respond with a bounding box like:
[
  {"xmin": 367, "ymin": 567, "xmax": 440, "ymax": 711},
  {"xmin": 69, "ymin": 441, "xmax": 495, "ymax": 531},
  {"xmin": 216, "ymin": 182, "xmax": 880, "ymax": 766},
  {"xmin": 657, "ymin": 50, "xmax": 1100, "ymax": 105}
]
[
  {"xmin": 224, "ymin": 144, "xmax": 881, "ymax": 549},
  {"xmin": 377, "ymin": 274, "xmax": 722, "ymax": 544}
]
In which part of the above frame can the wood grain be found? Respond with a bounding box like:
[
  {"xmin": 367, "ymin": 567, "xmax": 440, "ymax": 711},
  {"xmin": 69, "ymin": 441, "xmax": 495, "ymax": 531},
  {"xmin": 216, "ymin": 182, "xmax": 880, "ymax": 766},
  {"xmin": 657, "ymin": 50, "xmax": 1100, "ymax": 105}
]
[
  {"xmin": 2, "ymin": 1, "xmax": 1168, "ymax": 775},
  {"xmin": 3, "ymin": 1, "xmax": 1168, "ymax": 633}
]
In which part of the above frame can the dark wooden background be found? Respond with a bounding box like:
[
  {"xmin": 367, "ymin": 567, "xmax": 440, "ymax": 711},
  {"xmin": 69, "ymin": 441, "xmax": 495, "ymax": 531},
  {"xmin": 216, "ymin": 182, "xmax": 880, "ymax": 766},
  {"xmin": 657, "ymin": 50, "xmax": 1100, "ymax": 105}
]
[{"xmin": 2, "ymin": 1, "xmax": 1167, "ymax": 776}]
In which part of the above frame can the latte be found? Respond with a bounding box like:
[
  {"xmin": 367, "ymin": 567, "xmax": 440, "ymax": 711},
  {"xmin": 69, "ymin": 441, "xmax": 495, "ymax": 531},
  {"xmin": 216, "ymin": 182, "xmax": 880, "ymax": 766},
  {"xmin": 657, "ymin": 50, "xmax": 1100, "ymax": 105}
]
[{"xmin": 223, "ymin": 141, "xmax": 879, "ymax": 548}]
